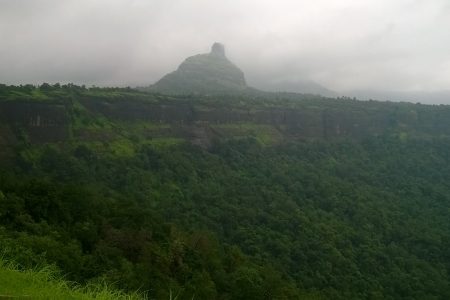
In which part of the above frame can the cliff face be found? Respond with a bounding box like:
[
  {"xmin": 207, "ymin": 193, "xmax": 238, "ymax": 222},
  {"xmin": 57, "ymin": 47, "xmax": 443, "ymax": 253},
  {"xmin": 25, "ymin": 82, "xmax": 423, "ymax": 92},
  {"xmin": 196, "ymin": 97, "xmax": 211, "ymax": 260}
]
[
  {"xmin": 2, "ymin": 95, "xmax": 449, "ymax": 152},
  {"xmin": 79, "ymin": 99, "xmax": 394, "ymax": 140},
  {"xmin": 0, "ymin": 102, "xmax": 69, "ymax": 143},
  {"xmin": 152, "ymin": 43, "xmax": 247, "ymax": 94}
]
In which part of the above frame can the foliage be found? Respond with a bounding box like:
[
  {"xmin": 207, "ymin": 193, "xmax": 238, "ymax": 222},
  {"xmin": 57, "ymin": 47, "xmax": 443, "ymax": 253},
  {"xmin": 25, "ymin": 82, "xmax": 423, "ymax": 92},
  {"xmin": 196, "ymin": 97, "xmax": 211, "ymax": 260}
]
[{"xmin": 1, "ymin": 85, "xmax": 450, "ymax": 299}]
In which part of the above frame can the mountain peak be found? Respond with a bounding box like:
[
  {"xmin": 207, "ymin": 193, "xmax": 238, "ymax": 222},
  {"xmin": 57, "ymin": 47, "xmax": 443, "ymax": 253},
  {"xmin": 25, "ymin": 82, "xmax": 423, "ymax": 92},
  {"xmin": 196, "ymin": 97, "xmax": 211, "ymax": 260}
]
[
  {"xmin": 152, "ymin": 43, "xmax": 247, "ymax": 94},
  {"xmin": 210, "ymin": 42, "xmax": 226, "ymax": 57}
]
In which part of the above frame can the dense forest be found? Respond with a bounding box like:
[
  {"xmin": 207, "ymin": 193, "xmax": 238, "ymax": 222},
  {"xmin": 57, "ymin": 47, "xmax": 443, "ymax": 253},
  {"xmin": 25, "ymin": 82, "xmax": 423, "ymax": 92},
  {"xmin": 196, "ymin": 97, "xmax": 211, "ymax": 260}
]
[{"xmin": 1, "ymin": 84, "xmax": 450, "ymax": 299}]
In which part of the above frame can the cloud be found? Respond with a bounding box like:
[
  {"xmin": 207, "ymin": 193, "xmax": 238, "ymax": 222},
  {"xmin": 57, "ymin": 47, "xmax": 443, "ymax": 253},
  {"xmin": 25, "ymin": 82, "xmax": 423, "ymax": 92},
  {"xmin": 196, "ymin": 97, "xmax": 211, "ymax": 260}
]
[{"xmin": 0, "ymin": 0, "xmax": 449, "ymax": 96}]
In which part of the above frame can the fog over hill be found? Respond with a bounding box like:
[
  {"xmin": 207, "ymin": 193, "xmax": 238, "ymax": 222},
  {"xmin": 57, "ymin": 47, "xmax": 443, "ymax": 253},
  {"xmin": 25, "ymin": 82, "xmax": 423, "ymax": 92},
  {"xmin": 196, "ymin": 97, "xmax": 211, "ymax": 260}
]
[
  {"xmin": 3, "ymin": 1, "xmax": 450, "ymax": 299},
  {"xmin": 343, "ymin": 90, "xmax": 450, "ymax": 105},
  {"xmin": 151, "ymin": 43, "xmax": 248, "ymax": 94},
  {"xmin": 1, "ymin": 1, "xmax": 450, "ymax": 103}
]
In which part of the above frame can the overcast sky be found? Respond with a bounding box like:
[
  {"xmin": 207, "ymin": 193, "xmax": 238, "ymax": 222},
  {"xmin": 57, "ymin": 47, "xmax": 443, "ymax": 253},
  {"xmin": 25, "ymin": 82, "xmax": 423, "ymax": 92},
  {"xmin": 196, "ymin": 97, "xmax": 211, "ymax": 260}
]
[{"xmin": 1, "ymin": 0, "xmax": 450, "ymax": 96}]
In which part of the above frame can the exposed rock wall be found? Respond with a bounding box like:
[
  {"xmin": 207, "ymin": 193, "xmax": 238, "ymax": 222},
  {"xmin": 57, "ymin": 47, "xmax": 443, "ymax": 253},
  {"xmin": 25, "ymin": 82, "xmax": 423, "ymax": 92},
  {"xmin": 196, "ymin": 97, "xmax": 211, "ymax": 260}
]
[
  {"xmin": 0, "ymin": 98, "xmax": 446, "ymax": 149},
  {"xmin": 79, "ymin": 99, "xmax": 393, "ymax": 139},
  {"xmin": 80, "ymin": 99, "xmax": 194, "ymax": 123},
  {"xmin": 0, "ymin": 102, "xmax": 69, "ymax": 143}
]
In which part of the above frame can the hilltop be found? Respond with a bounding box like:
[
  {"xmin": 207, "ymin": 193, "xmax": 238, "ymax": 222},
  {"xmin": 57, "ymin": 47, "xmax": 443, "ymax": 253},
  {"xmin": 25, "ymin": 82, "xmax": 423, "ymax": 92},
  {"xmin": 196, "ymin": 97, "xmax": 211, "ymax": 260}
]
[{"xmin": 151, "ymin": 43, "xmax": 249, "ymax": 94}]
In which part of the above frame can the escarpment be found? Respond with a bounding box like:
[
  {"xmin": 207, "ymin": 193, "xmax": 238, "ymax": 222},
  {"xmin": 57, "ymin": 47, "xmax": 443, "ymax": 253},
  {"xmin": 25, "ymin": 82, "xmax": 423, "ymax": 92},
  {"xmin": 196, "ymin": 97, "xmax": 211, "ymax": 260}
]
[
  {"xmin": 0, "ymin": 101, "xmax": 69, "ymax": 144},
  {"xmin": 1, "ymin": 94, "xmax": 450, "ymax": 151}
]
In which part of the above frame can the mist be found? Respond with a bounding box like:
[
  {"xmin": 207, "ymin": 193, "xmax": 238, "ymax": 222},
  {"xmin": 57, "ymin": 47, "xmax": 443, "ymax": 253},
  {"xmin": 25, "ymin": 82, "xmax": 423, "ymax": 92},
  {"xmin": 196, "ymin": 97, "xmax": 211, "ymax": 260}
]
[{"xmin": 1, "ymin": 0, "xmax": 450, "ymax": 103}]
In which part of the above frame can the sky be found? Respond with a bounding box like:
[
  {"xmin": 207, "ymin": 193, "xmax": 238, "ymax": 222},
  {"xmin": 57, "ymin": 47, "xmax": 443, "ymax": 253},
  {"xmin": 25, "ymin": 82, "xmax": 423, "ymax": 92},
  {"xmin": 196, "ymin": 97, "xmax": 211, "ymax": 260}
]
[{"xmin": 1, "ymin": 0, "xmax": 450, "ymax": 101}]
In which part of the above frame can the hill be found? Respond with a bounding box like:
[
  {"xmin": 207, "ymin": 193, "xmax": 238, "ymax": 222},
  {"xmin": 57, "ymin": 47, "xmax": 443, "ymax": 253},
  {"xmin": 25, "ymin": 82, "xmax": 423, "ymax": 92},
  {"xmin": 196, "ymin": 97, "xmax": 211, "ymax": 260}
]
[
  {"xmin": 1, "ymin": 84, "xmax": 450, "ymax": 299},
  {"xmin": 150, "ymin": 43, "xmax": 248, "ymax": 94},
  {"xmin": 253, "ymin": 78, "xmax": 338, "ymax": 97}
]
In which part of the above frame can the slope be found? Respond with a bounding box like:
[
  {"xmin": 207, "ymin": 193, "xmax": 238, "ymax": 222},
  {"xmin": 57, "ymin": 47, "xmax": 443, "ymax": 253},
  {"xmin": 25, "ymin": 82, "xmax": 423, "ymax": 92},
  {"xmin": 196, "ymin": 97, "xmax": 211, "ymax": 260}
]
[
  {"xmin": 0, "ymin": 258, "xmax": 142, "ymax": 299},
  {"xmin": 1, "ymin": 85, "xmax": 450, "ymax": 299}
]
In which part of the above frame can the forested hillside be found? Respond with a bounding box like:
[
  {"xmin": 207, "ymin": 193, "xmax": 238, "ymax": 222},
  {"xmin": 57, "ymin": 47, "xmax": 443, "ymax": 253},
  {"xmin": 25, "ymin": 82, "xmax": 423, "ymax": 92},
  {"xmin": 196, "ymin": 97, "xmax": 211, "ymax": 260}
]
[{"xmin": 1, "ymin": 84, "xmax": 450, "ymax": 299}]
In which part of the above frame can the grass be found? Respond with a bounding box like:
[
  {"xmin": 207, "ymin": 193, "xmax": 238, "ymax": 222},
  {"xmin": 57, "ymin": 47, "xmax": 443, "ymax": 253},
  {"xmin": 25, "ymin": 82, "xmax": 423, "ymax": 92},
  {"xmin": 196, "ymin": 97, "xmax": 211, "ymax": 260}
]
[
  {"xmin": 0, "ymin": 258, "xmax": 145, "ymax": 300},
  {"xmin": 108, "ymin": 139, "xmax": 136, "ymax": 157},
  {"xmin": 211, "ymin": 123, "xmax": 283, "ymax": 145},
  {"xmin": 143, "ymin": 137, "xmax": 185, "ymax": 147}
]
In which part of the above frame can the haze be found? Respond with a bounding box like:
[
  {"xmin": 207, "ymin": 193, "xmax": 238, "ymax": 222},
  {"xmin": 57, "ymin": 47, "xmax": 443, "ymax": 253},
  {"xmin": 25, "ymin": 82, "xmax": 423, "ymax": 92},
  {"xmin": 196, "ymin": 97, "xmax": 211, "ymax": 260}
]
[{"xmin": 1, "ymin": 0, "xmax": 450, "ymax": 103}]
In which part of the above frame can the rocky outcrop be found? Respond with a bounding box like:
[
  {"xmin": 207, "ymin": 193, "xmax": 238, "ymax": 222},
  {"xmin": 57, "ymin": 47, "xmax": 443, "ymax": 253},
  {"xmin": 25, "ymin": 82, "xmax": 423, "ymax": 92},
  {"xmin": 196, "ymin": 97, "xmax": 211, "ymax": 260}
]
[{"xmin": 152, "ymin": 43, "xmax": 247, "ymax": 94}]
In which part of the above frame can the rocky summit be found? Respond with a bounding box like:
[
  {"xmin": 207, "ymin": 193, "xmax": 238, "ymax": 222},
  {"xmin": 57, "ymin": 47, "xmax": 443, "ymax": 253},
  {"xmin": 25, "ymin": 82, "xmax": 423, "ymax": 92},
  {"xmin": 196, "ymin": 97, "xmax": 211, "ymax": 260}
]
[{"xmin": 152, "ymin": 43, "xmax": 247, "ymax": 94}]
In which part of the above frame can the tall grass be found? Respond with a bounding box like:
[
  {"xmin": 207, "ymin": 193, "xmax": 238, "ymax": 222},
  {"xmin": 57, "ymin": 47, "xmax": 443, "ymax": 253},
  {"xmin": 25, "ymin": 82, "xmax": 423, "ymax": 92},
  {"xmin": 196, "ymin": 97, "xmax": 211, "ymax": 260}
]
[{"xmin": 0, "ymin": 258, "xmax": 146, "ymax": 300}]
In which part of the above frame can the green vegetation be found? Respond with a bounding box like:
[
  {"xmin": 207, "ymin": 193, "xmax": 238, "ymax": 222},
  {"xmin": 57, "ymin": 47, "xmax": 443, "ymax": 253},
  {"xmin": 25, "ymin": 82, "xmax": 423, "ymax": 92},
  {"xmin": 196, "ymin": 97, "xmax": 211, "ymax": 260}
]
[
  {"xmin": 0, "ymin": 257, "xmax": 142, "ymax": 299},
  {"xmin": 211, "ymin": 123, "xmax": 283, "ymax": 145},
  {"xmin": 1, "ymin": 84, "xmax": 450, "ymax": 299}
]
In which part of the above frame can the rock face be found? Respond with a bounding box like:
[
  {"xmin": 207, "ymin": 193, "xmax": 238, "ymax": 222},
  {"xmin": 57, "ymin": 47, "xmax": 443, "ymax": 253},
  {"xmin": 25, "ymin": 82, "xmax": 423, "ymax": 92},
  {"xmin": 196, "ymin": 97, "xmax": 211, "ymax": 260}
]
[
  {"xmin": 3, "ymin": 96, "xmax": 450, "ymax": 152},
  {"xmin": 0, "ymin": 102, "xmax": 69, "ymax": 143},
  {"xmin": 153, "ymin": 43, "xmax": 247, "ymax": 94}
]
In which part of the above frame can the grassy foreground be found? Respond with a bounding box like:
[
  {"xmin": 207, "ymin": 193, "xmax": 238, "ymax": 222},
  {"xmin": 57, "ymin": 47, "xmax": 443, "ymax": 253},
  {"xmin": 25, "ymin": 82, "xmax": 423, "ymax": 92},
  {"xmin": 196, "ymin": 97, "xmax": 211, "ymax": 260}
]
[{"xmin": 0, "ymin": 258, "xmax": 144, "ymax": 300}]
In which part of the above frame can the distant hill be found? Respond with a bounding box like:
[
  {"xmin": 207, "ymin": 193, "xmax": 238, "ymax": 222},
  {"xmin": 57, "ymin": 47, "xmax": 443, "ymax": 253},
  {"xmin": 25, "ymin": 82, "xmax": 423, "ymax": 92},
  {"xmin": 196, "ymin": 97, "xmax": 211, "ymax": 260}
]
[
  {"xmin": 253, "ymin": 78, "xmax": 338, "ymax": 97},
  {"xmin": 151, "ymin": 43, "xmax": 248, "ymax": 94},
  {"xmin": 150, "ymin": 43, "xmax": 339, "ymax": 98},
  {"xmin": 344, "ymin": 89, "xmax": 450, "ymax": 105}
]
